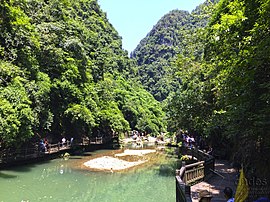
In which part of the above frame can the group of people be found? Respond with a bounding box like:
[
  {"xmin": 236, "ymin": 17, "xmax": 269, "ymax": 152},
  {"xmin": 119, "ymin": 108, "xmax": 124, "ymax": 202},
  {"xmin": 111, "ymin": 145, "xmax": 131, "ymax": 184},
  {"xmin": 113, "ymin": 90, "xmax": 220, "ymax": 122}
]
[
  {"xmin": 38, "ymin": 137, "xmax": 74, "ymax": 153},
  {"xmin": 61, "ymin": 137, "xmax": 74, "ymax": 147},
  {"xmin": 176, "ymin": 129, "xmax": 214, "ymax": 155},
  {"xmin": 198, "ymin": 187, "xmax": 235, "ymax": 202},
  {"xmin": 38, "ymin": 138, "xmax": 49, "ymax": 152},
  {"xmin": 176, "ymin": 130, "xmax": 196, "ymax": 148},
  {"xmin": 131, "ymin": 130, "xmax": 146, "ymax": 140}
]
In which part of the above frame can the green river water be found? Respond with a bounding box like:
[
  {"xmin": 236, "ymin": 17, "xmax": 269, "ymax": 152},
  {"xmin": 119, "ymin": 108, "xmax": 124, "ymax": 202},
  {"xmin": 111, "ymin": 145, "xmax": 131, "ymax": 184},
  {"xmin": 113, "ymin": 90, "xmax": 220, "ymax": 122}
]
[{"xmin": 0, "ymin": 146, "xmax": 180, "ymax": 202}]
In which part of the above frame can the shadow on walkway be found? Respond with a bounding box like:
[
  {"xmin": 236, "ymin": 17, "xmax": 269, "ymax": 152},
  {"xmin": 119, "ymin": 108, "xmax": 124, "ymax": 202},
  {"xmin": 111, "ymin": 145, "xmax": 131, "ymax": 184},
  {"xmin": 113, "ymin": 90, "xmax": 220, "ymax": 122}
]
[{"xmin": 191, "ymin": 159, "xmax": 237, "ymax": 202}]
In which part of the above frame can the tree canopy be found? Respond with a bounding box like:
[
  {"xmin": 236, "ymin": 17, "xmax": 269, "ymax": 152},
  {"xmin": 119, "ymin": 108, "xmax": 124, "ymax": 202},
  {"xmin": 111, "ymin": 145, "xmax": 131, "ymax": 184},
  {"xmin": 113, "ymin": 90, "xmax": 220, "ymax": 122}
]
[
  {"xmin": 167, "ymin": 0, "xmax": 270, "ymax": 180},
  {"xmin": 0, "ymin": 0, "xmax": 165, "ymax": 147}
]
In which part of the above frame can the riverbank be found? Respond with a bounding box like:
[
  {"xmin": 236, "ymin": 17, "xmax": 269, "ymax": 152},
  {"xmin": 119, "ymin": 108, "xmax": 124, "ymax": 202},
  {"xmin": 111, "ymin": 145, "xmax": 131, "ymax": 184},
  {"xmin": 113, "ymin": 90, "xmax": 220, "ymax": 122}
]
[{"xmin": 0, "ymin": 136, "xmax": 169, "ymax": 169}]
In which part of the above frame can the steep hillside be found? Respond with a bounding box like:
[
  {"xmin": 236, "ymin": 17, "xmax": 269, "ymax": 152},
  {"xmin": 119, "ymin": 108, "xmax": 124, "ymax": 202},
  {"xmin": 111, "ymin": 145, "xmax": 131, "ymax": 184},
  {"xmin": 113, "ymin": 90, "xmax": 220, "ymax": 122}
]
[
  {"xmin": 0, "ymin": 0, "xmax": 165, "ymax": 148},
  {"xmin": 130, "ymin": 1, "xmax": 216, "ymax": 101}
]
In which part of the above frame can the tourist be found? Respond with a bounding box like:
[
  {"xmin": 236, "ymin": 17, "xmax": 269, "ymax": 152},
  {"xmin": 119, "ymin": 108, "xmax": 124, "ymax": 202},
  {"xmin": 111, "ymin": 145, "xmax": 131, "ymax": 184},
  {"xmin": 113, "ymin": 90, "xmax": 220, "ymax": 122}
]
[
  {"xmin": 186, "ymin": 135, "xmax": 193, "ymax": 149},
  {"xmin": 198, "ymin": 190, "xmax": 213, "ymax": 202},
  {"xmin": 39, "ymin": 139, "xmax": 46, "ymax": 152},
  {"xmin": 44, "ymin": 138, "xmax": 49, "ymax": 151},
  {"xmin": 62, "ymin": 137, "xmax": 66, "ymax": 147},
  {"xmin": 190, "ymin": 135, "xmax": 195, "ymax": 148},
  {"xmin": 224, "ymin": 187, "xmax": 235, "ymax": 202},
  {"xmin": 207, "ymin": 146, "xmax": 213, "ymax": 155},
  {"xmin": 70, "ymin": 137, "xmax": 74, "ymax": 145}
]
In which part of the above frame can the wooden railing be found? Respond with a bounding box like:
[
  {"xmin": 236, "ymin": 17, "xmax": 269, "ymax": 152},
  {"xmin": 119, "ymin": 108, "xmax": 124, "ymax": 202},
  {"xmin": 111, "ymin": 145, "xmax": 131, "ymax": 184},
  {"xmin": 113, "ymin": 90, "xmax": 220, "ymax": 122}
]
[
  {"xmin": 81, "ymin": 136, "xmax": 114, "ymax": 145},
  {"xmin": 0, "ymin": 141, "xmax": 73, "ymax": 165},
  {"xmin": 81, "ymin": 137, "xmax": 104, "ymax": 145},
  {"xmin": 0, "ymin": 135, "xmax": 118, "ymax": 165},
  {"xmin": 183, "ymin": 161, "xmax": 205, "ymax": 184},
  {"xmin": 176, "ymin": 176, "xmax": 192, "ymax": 202},
  {"xmin": 176, "ymin": 147, "xmax": 215, "ymax": 202},
  {"xmin": 45, "ymin": 141, "xmax": 72, "ymax": 154}
]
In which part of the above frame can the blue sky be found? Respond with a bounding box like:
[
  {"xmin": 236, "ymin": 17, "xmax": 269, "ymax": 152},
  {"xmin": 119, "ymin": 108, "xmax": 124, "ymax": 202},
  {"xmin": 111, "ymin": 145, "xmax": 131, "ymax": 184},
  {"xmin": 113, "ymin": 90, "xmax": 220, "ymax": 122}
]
[{"xmin": 98, "ymin": 0, "xmax": 206, "ymax": 54}]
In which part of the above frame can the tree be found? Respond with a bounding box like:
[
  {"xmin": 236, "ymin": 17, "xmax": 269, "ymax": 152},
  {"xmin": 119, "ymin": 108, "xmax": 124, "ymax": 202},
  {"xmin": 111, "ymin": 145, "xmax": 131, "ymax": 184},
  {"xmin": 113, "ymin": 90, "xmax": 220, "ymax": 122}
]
[{"xmin": 0, "ymin": 0, "xmax": 166, "ymax": 148}]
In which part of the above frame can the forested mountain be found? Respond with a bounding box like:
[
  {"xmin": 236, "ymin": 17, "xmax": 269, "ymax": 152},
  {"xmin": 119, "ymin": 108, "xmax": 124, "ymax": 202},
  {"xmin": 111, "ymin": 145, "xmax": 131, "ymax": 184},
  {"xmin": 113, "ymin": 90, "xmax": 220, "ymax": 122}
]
[
  {"xmin": 0, "ymin": 0, "xmax": 165, "ymax": 148},
  {"xmin": 130, "ymin": 1, "xmax": 216, "ymax": 101}
]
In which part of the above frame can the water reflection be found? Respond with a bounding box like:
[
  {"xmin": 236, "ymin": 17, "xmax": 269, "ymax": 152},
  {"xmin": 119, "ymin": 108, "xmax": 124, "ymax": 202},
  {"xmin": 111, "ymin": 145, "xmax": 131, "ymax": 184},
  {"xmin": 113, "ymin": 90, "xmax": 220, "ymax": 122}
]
[
  {"xmin": 0, "ymin": 145, "xmax": 179, "ymax": 202},
  {"xmin": 38, "ymin": 162, "xmax": 73, "ymax": 180},
  {"xmin": 0, "ymin": 171, "xmax": 17, "ymax": 179}
]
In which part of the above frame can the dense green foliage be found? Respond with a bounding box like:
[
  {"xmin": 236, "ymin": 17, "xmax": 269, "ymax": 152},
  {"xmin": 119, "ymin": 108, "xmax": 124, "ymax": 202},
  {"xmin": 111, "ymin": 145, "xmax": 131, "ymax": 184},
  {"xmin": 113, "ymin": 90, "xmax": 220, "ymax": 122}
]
[
  {"xmin": 131, "ymin": 10, "xmax": 190, "ymax": 101},
  {"xmin": 168, "ymin": 0, "xmax": 270, "ymax": 179},
  {"xmin": 0, "ymin": 0, "xmax": 165, "ymax": 147},
  {"xmin": 1, "ymin": 0, "xmax": 269, "ymax": 185},
  {"xmin": 204, "ymin": 0, "xmax": 270, "ymax": 174},
  {"xmin": 130, "ymin": 1, "xmax": 216, "ymax": 101}
]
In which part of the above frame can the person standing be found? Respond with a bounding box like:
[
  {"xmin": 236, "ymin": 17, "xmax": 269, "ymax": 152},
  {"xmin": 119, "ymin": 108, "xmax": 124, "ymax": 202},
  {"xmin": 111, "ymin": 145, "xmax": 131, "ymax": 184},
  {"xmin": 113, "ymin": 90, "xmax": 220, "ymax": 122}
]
[
  {"xmin": 61, "ymin": 137, "xmax": 66, "ymax": 147},
  {"xmin": 224, "ymin": 187, "xmax": 235, "ymax": 202}
]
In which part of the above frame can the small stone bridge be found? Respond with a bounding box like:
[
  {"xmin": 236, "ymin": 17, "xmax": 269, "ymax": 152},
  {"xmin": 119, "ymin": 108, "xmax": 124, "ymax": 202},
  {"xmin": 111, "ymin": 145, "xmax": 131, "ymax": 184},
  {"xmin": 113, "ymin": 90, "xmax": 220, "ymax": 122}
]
[{"xmin": 176, "ymin": 147, "xmax": 236, "ymax": 202}]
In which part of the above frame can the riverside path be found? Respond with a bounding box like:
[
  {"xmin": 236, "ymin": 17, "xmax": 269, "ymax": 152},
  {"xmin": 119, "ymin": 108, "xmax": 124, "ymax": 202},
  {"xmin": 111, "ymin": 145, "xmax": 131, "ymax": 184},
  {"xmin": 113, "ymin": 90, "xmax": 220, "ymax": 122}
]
[{"xmin": 191, "ymin": 159, "xmax": 237, "ymax": 202}]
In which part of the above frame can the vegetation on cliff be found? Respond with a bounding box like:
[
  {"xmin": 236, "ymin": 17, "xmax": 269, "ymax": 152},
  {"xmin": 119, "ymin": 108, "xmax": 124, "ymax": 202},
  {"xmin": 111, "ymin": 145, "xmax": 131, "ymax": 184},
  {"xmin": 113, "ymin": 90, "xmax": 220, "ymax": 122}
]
[
  {"xmin": 130, "ymin": 1, "xmax": 216, "ymax": 101},
  {"xmin": 0, "ymin": 0, "xmax": 165, "ymax": 148}
]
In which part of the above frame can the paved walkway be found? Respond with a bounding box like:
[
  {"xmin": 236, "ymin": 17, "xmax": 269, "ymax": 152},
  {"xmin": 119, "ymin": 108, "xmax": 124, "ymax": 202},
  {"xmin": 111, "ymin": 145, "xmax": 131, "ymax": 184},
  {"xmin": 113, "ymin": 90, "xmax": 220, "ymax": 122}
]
[{"xmin": 191, "ymin": 160, "xmax": 237, "ymax": 202}]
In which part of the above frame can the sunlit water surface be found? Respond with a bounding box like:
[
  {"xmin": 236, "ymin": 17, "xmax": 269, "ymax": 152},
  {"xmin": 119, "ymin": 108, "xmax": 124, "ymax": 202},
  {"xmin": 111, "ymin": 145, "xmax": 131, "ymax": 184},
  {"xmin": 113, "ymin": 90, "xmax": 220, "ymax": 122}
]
[{"xmin": 0, "ymin": 146, "xmax": 180, "ymax": 202}]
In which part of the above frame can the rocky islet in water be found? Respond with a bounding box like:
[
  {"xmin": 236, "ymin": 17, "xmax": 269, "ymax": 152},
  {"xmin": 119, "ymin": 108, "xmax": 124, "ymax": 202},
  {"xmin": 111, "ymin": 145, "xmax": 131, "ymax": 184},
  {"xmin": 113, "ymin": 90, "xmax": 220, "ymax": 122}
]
[{"xmin": 83, "ymin": 149, "xmax": 157, "ymax": 171}]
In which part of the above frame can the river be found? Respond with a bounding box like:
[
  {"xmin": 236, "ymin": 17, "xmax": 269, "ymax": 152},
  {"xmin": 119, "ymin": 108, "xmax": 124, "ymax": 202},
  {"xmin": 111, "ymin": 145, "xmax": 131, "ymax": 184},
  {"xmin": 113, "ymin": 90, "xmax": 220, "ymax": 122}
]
[{"xmin": 0, "ymin": 145, "xmax": 180, "ymax": 202}]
